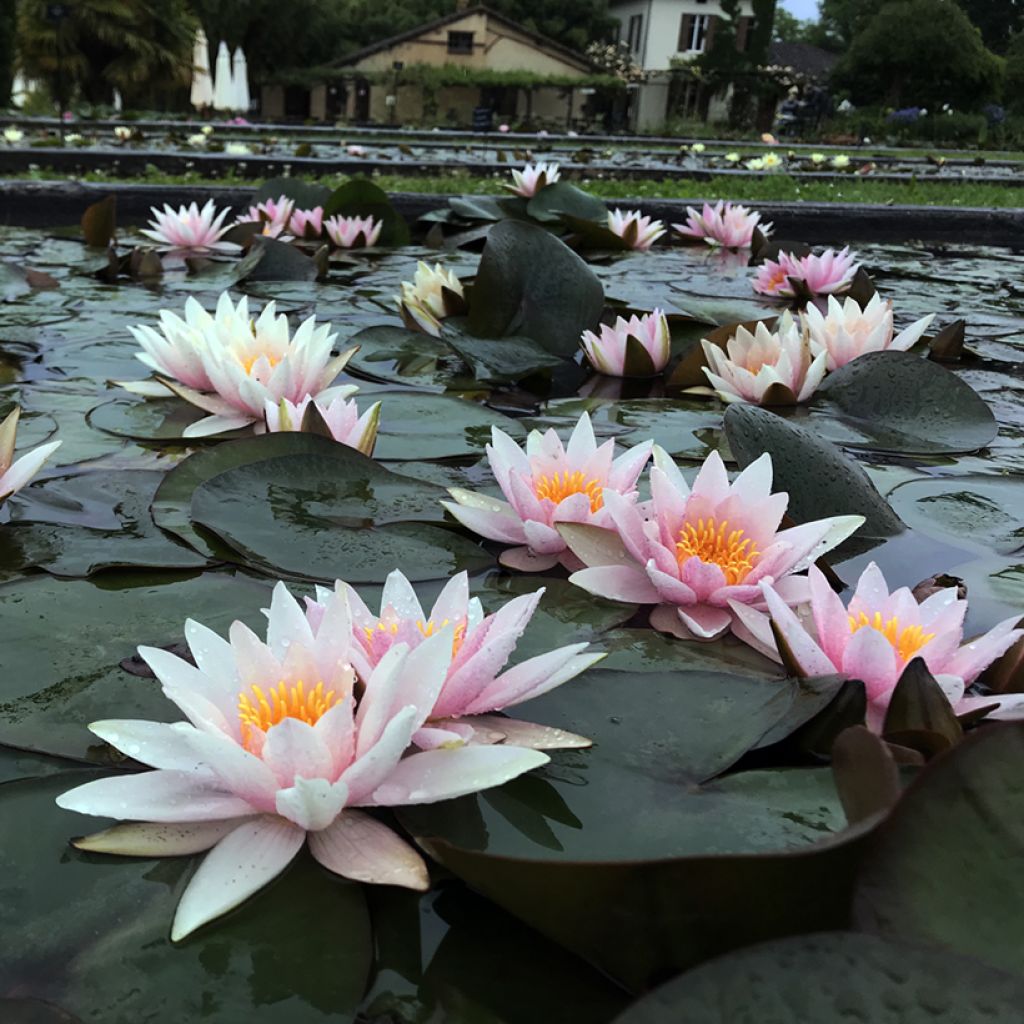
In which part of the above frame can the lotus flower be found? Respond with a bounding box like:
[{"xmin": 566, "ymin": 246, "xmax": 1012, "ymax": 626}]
[
  {"xmin": 263, "ymin": 394, "xmax": 381, "ymax": 456},
  {"xmin": 396, "ymin": 262, "xmax": 466, "ymax": 337},
  {"xmin": 762, "ymin": 152, "xmax": 783, "ymax": 170},
  {"xmin": 0, "ymin": 407, "xmax": 61, "ymax": 504},
  {"xmin": 325, "ymin": 215, "xmax": 382, "ymax": 249},
  {"xmin": 237, "ymin": 195, "xmax": 294, "ymax": 235},
  {"xmin": 699, "ymin": 313, "xmax": 827, "ymax": 405},
  {"xmin": 3, "ymin": 127, "xmax": 24, "ymax": 144},
  {"xmin": 145, "ymin": 292, "xmax": 358, "ymax": 437},
  {"xmin": 442, "ymin": 411, "xmax": 653, "ymax": 573},
  {"xmin": 581, "ymin": 310, "xmax": 671, "ymax": 378},
  {"xmin": 114, "ymin": 126, "xmax": 133, "ymax": 141},
  {"xmin": 735, "ymin": 563, "xmax": 1024, "ymax": 730},
  {"xmin": 801, "ymin": 294, "xmax": 935, "ymax": 372},
  {"xmin": 140, "ymin": 200, "xmax": 240, "ymax": 255},
  {"xmin": 305, "ymin": 570, "xmax": 602, "ymax": 750},
  {"xmin": 561, "ymin": 448, "xmax": 863, "ymax": 641},
  {"xmin": 288, "ymin": 206, "xmax": 324, "ymax": 239},
  {"xmin": 507, "ymin": 162, "xmax": 560, "ymax": 197},
  {"xmin": 673, "ymin": 201, "xmax": 772, "ymax": 249},
  {"xmin": 753, "ymin": 247, "xmax": 860, "ymax": 299},
  {"xmin": 607, "ymin": 209, "xmax": 666, "ymax": 251},
  {"xmin": 56, "ymin": 582, "xmax": 547, "ymax": 941}
]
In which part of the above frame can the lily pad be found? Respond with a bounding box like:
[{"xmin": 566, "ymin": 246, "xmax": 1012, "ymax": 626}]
[
  {"xmin": 88, "ymin": 397, "xmax": 252, "ymax": 442},
  {"xmin": 346, "ymin": 324, "xmax": 471, "ymax": 391},
  {"xmin": 527, "ymin": 183, "xmax": 607, "ymax": 225}
]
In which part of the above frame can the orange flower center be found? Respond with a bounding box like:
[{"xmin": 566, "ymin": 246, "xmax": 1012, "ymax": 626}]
[
  {"xmin": 765, "ymin": 265, "xmax": 790, "ymax": 293},
  {"xmin": 363, "ymin": 617, "xmax": 467, "ymax": 658},
  {"xmin": 533, "ymin": 471, "xmax": 604, "ymax": 512},
  {"xmin": 237, "ymin": 680, "xmax": 340, "ymax": 752},
  {"xmin": 676, "ymin": 518, "xmax": 759, "ymax": 585},
  {"xmin": 238, "ymin": 349, "xmax": 281, "ymax": 375},
  {"xmin": 848, "ymin": 612, "xmax": 936, "ymax": 663}
]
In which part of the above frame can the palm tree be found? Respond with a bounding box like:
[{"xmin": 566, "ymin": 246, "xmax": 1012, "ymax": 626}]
[{"xmin": 17, "ymin": 0, "xmax": 195, "ymax": 109}]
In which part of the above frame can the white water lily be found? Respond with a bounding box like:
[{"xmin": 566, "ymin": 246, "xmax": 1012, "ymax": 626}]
[
  {"xmin": 56, "ymin": 582, "xmax": 548, "ymax": 941},
  {"xmin": 0, "ymin": 407, "xmax": 61, "ymax": 504},
  {"xmin": 396, "ymin": 262, "xmax": 465, "ymax": 337},
  {"xmin": 507, "ymin": 162, "xmax": 560, "ymax": 197},
  {"xmin": 3, "ymin": 127, "xmax": 24, "ymax": 144},
  {"xmin": 801, "ymin": 294, "xmax": 935, "ymax": 371},
  {"xmin": 264, "ymin": 393, "xmax": 381, "ymax": 456},
  {"xmin": 607, "ymin": 209, "xmax": 666, "ymax": 251}
]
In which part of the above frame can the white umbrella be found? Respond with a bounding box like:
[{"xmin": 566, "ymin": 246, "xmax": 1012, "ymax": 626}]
[
  {"xmin": 11, "ymin": 72, "xmax": 29, "ymax": 109},
  {"xmin": 212, "ymin": 41, "xmax": 234, "ymax": 111},
  {"xmin": 190, "ymin": 28, "xmax": 214, "ymax": 110},
  {"xmin": 113, "ymin": 88, "xmax": 123, "ymax": 113},
  {"xmin": 231, "ymin": 47, "xmax": 250, "ymax": 114}
]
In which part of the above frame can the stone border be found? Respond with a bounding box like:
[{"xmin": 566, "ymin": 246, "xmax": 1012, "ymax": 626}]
[{"xmin": 2, "ymin": 179, "xmax": 1021, "ymax": 247}]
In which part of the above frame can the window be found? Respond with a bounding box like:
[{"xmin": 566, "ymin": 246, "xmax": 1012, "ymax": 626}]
[
  {"xmin": 688, "ymin": 14, "xmax": 711, "ymax": 51},
  {"xmin": 626, "ymin": 14, "xmax": 643, "ymax": 55},
  {"xmin": 447, "ymin": 31, "xmax": 474, "ymax": 55}
]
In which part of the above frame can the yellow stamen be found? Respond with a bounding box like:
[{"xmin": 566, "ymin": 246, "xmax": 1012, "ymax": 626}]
[
  {"xmin": 533, "ymin": 470, "xmax": 604, "ymax": 513},
  {"xmin": 848, "ymin": 612, "xmax": 936, "ymax": 663},
  {"xmin": 238, "ymin": 350, "xmax": 281, "ymax": 375},
  {"xmin": 675, "ymin": 517, "xmax": 759, "ymax": 585},
  {"xmin": 237, "ymin": 679, "xmax": 339, "ymax": 752},
  {"xmin": 362, "ymin": 617, "xmax": 467, "ymax": 658}
]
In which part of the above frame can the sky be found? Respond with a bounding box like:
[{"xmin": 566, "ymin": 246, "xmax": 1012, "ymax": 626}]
[{"xmin": 779, "ymin": 0, "xmax": 820, "ymax": 19}]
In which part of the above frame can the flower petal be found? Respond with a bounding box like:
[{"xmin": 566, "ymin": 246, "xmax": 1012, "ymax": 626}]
[{"xmin": 73, "ymin": 819, "xmax": 246, "ymax": 857}]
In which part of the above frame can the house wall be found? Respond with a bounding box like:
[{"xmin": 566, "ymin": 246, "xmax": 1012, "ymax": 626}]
[{"xmin": 609, "ymin": 0, "xmax": 755, "ymax": 72}]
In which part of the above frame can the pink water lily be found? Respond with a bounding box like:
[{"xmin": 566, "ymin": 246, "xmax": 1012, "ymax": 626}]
[
  {"xmin": 263, "ymin": 394, "xmax": 381, "ymax": 456},
  {"xmin": 801, "ymin": 294, "xmax": 935, "ymax": 371},
  {"xmin": 699, "ymin": 312, "xmax": 827, "ymax": 405},
  {"xmin": 607, "ymin": 208, "xmax": 666, "ymax": 251},
  {"xmin": 581, "ymin": 310, "xmax": 671, "ymax": 378},
  {"xmin": 737, "ymin": 563, "xmax": 1024, "ymax": 731},
  {"xmin": 0, "ymin": 407, "xmax": 61, "ymax": 504},
  {"xmin": 56, "ymin": 582, "xmax": 547, "ymax": 941},
  {"xmin": 325, "ymin": 214, "xmax": 382, "ymax": 249},
  {"xmin": 753, "ymin": 247, "xmax": 860, "ymax": 299},
  {"xmin": 507, "ymin": 162, "xmax": 560, "ymax": 197},
  {"xmin": 140, "ymin": 200, "xmax": 240, "ymax": 255},
  {"xmin": 442, "ymin": 412, "xmax": 653, "ymax": 573},
  {"xmin": 139, "ymin": 292, "xmax": 358, "ymax": 437},
  {"xmin": 561, "ymin": 447, "xmax": 863, "ymax": 641},
  {"xmin": 306, "ymin": 570, "xmax": 602, "ymax": 750},
  {"xmin": 673, "ymin": 201, "xmax": 772, "ymax": 249},
  {"xmin": 288, "ymin": 206, "xmax": 325, "ymax": 239},
  {"xmin": 237, "ymin": 195, "xmax": 294, "ymax": 235}
]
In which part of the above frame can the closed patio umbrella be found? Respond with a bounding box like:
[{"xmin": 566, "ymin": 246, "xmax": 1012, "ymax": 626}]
[
  {"xmin": 190, "ymin": 28, "xmax": 213, "ymax": 110},
  {"xmin": 231, "ymin": 47, "xmax": 251, "ymax": 114},
  {"xmin": 212, "ymin": 42, "xmax": 234, "ymax": 111}
]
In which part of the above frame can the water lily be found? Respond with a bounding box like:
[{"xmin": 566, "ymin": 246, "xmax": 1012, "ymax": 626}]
[
  {"xmin": 0, "ymin": 407, "xmax": 61, "ymax": 504},
  {"xmin": 736, "ymin": 563, "xmax": 1024, "ymax": 730},
  {"xmin": 202, "ymin": 125, "xmax": 215, "ymax": 136},
  {"xmin": 56, "ymin": 582, "xmax": 548, "ymax": 941},
  {"xmin": 140, "ymin": 200, "xmax": 240, "ymax": 255},
  {"xmin": 725, "ymin": 152, "xmax": 741, "ymax": 163},
  {"xmin": 673, "ymin": 200, "xmax": 772, "ymax": 249},
  {"xmin": 288, "ymin": 206, "xmax": 324, "ymax": 239},
  {"xmin": 325, "ymin": 214, "xmax": 382, "ymax": 249},
  {"xmin": 306, "ymin": 570, "xmax": 602, "ymax": 750},
  {"xmin": 810, "ymin": 152, "xmax": 826, "ymax": 164},
  {"xmin": 143, "ymin": 292, "xmax": 358, "ymax": 437},
  {"xmin": 507, "ymin": 162, "xmax": 560, "ymax": 197},
  {"xmin": 64, "ymin": 132, "xmax": 84, "ymax": 145},
  {"xmin": 114, "ymin": 126, "xmax": 133, "ymax": 141},
  {"xmin": 347, "ymin": 144, "xmax": 367, "ymax": 157},
  {"xmin": 187, "ymin": 132, "xmax": 208, "ymax": 147},
  {"xmin": 691, "ymin": 142, "xmax": 706, "ymax": 154},
  {"xmin": 801, "ymin": 294, "xmax": 935, "ymax": 372},
  {"xmin": 762, "ymin": 152, "xmax": 783, "ymax": 170},
  {"xmin": 3, "ymin": 127, "xmax": 24, "ymax": 144},
  {"xmin": 746, "ymin": 157, "xmax": 765, "ymax": 171},
  {"xmin": 499, "ymin": 123, "xmax": 511, "ymax": 133},
  {"xmin": 607, "ymin": 209, "xmax": 666, "ymax": 251},
  {"xmin": 395, "ymin": 262, "xmax": 466, "ymax": 337},
  {"xmin": 263, "ymin": 393, "xmax": 381, "ymax": 455},
  {"xmin": 581, "ymin": 310, "xmax": 671, "ymax": 377},
  {"xmin": 832, "ymin": 154, "xmax": 851, "ymax": 169},
  {"xmin": 442, "ymin": 411, "xmax": 653, "ymax": 572},
  {"xmin": 561, "ymin": 448, "xmax": 863, "ymax": 641},
  {"xmin": 753, "ymin": 247, "xmax": 860, "ymax": 299},
  {"xmin": 225, "ymin": 141, "xmax": 250, "ymax": 156},
  {"xmin": 237, "ymin": 195, "xmax": 294, "ymax": 235},
  {"xmin": 700, "ymin": 312, "xmax": 827, "ymax": 405}
]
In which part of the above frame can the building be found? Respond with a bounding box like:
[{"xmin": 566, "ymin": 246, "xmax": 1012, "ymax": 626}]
[
  {"xmin": 262, "ymin": 4, "xmax": 612, "ymax": 129},
  {"xmin": 608, "ymin": 0, "xmax": 758, "ymax": 129}
]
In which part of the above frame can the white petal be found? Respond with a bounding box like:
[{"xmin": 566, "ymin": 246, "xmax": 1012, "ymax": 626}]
[{"xmin": 73, "ymin": 819, "xmax": 246, "ymax": 856}]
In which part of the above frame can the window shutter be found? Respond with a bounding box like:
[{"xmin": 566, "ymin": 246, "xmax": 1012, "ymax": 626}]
[
  {"xmin": 736, "ymin": 16, "xmax": 751, "ymax": 52},
  {"xmin": 706, "ymin": 15, "xmax": 718, "ymax": 51},
  {"xmin": 679, "ymin": 14, "xmax": 694, "ymax": 51}
]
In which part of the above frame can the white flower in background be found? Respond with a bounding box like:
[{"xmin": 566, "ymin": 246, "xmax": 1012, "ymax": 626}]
[
  {"xmin": 264, "ymin": 394, "xmax": 381, "ymax": 456},
  {"xmin": 507, "ymin": 162, "xmax": 560, "ymax": 198},
  {"xmin": 0, "ymin": 407, "xmax": 61, "ymax": 504},
  {"xmin": 225, "ymin": 142, "xmax": 250, "ymax": 156},
  {"xmin": 140, "ymin": 200, "xmax": 240, "ymax": 255},
  {"xmin": 810, "ymin": 152, "xmax": 826, "ymax": 164},
  {"xmin": 396, "ymin": 262, "xmax": 466, "ymax": 337},
  {"xmin": 201, "ymin": 125, "xmax": 215, "ymax": 136},
  {"xmin": 607, "ymin": 209, "xmax": 666, "ymax": 251},
  {"xmin": 832, "ymin": 154, "xmax": 851, "ymax": 169},
  {"xmin": 3, "ymin": 127, "xmax": 25, "ymax": 144},
  {"xmin": 691, "ymin": 143, "xmax": 706, "ymax": 154},
  {"xmin": 725, "ymin": 151, "xmax": 741, "ymax": 163},
  {"xmin": 187, "ymin": 132, "xmax": 208, "ymax": 147},
  {"xmin": 347, "ymin": 144, "xmax": 367, "ymax": 157},
  {"xmin": 746, "ymin": 157, "xmax": 765, "ymax": 171},
  {"xmin": 762, "ymin": 152, "xmax": 783, "ymax": 170},
  {"xmin": 114, "ymin": 126, "xmax": 133, "ymax": 141},
  {"xmin": 64, "ymin": 132, "xmax": 84, "ymax": 145}
]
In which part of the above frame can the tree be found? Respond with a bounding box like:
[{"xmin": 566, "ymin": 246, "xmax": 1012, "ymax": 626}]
[
  {"xmin": 1007, "ymin": 31, "xmax": 1024, "ymax": 110},
  {"xmin": 832, "ymin": 0, "xmax": 1002, "ymax": 109},
  {"xmin": 807, "ymin": 0, "xmax": 887, "ymax": 51},
  {"xmin": 0, "ymin": 2, "xmax": 15, "ymax": 107},
  {"xmin": 955, "ymin": 0, "xmax": 1024, "ymax": 54},
  {"xmin": 773, "ymin": 9, "xmax": 811, "ymax": 42},
  {"xmin": 17, "ymin": 0, "xmax": 195, "ymax": 108}
]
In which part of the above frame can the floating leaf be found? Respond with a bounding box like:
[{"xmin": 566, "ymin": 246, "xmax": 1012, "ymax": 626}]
[
  {"xmin": 526, "ymin": 182, "xmax": 606, "ymax": 225},
  {"xmin": 234, "ymin": 235, "xmax": 318, "ymax": 283},
  {"xmin": 81, "ymin": 195, "xmax": 116, "ymax": 248}
]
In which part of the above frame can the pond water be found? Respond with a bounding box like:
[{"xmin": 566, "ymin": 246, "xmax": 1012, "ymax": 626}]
[{"xmin": 2, "ymin": 200, "xmax": 1024, "ymax": 1020}]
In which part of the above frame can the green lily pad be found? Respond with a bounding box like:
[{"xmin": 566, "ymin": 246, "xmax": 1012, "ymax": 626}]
[
  {"xmin": 443, "ymin": 323, "xmax": 566, "ymax": 383},
  {"xmin": 253, "ymin": 175, "xmax": 332, "ymax": 209},
  {"xmin": 346, "ymin": 324, "xmax": 471, "ymax": 391},
  {"xmin": 0, "ymin": 772, "xmax": 373, "ymax": 1022},
  {"xmin": 527, "ymin": 182, "xmax": 607, "ymax": 225},
  {"xmin": 612, "ymin": 932, "xmax": 1024, "ymax": 1023},
  {"xmin": 813, "ymin": 351, "xmax": 998, "ymax": 455},
  {"xmin": 853, "ymin": 721, "xmax": 1024, "ymax": 977},
  {"xmin": 88, "ymin": 398, "xmax": 253, "ymax": 442}
]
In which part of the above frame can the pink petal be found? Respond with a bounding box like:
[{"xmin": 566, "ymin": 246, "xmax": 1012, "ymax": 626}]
[
  {"xmin": 761, "ymin": 583, "xmax": 836, "ymax": 677},
  {"xmin": 840, "ymin": 627, "xmax": 899, "ymax": 702},
  {"xmin": 677, "ymin": 604, "xmax": 733, "ymax": 640},
  {"xmin": 569, "ymin": 564, "xmax": 661, "ymax": 604}
]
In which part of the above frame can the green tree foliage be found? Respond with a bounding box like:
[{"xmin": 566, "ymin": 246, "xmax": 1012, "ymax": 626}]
[
  {"xmin": 955, "ymin": 0, "xmax": 1024, "ymax": 54},
  {"xmin": 805, "ymin": 0, "xmax": 887, "ymax": 51},
  {"xmin": 832, "ymin": 0, "xmax": 1003, "ymax": 109},
  {"xmin": 17, "ymin": 0, "xmax": 195, "ymax": 107},
  {"xmin": 0, "ymin": 2, "xmax": 15, "ymax": 107},
  {"xmin": 773, "ymin": 9, "xmax": 813, "ymax": 42},
  {"xmin": 1006, "ymin": 31, "xmax": 1024, "ymax": 110}
]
